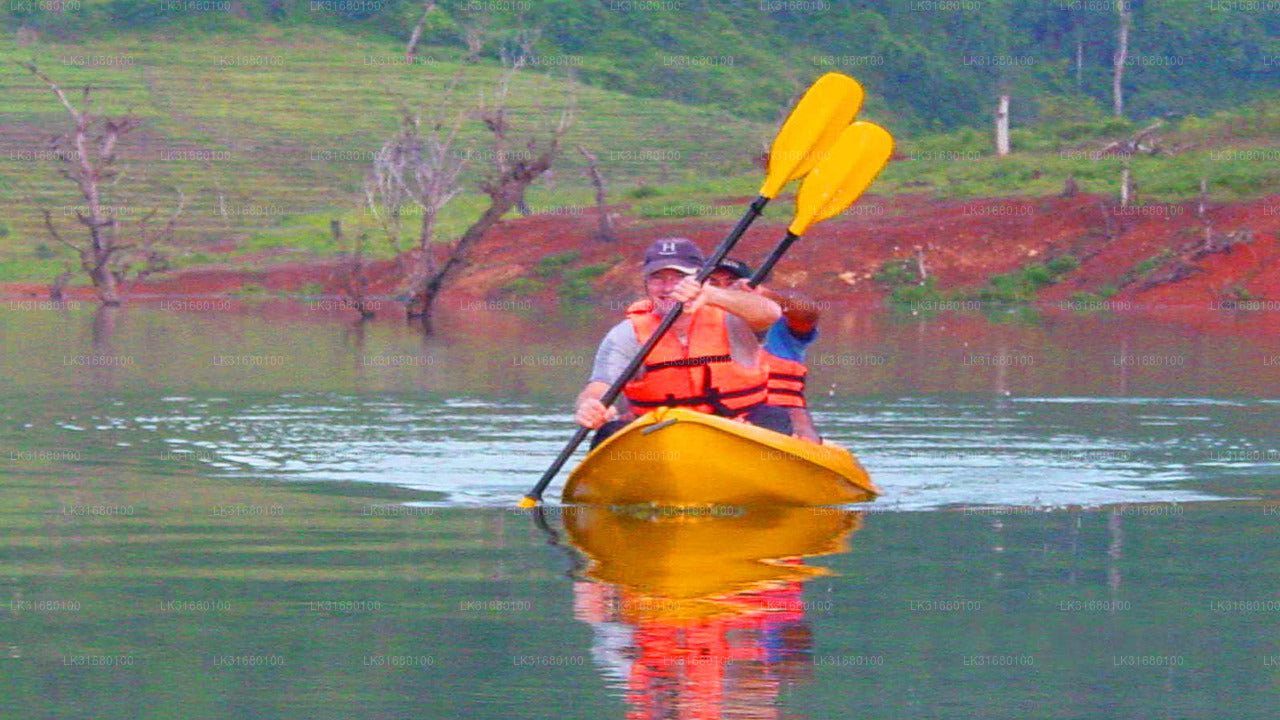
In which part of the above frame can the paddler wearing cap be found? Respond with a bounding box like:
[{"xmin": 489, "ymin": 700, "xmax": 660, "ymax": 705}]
[
  {"xmin": 576, "ymin": 238, "xmax": 793, "ymax": 446},
  {"xmin": 708, "ymin": 258, "xmax": 824, "ymax": 443}
]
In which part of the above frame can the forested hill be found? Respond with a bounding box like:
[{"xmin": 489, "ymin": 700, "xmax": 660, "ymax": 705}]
[{"xmin": 5, "ymin": 0, "xmax": 1276, "ymax": 131}]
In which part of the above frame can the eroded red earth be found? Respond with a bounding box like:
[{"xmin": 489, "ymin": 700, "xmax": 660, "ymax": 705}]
[{"xmin": 5, "ymin": 193, "xmax": 1277, "ymax": 319}]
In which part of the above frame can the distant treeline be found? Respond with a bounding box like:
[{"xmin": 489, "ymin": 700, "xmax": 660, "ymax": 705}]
[{"xmin": 6, "ymin": 0, "xmax": 1277, "ymax": 130}]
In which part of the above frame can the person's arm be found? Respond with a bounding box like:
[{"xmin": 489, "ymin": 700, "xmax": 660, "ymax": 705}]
[
  {"xmin": 789, "ymin": 408, "xmax": 822, "ymax": 443},
  {"xmin": 578, "ymin": 322, "xmax": 638, "ymax": 428},
  {"xmin": 673, "ymin": 277, "xmax": 780, "ymax": 332},
  {"xmin": 575, "ymin": 381, "xmax": 618, "ymax": 429},
  {"xmin": 753, "ymin": 284, "xmax": 819, "ymax": 336}
]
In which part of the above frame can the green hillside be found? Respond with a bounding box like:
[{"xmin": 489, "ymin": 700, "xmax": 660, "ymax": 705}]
[
  {"xmin": 6, "ymin": 0, "xmax": 1277, "ymax": 129},
  {"xmin": 0, "ymin": 2, "xmax": 1275, "ymax": 285},
  {"xmin": 0, "ymin": 26, "xmax": 770, "ymax": 281}
]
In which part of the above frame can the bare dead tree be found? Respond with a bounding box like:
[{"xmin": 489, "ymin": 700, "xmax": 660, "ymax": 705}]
[
  {"xmin": 1061, "ymin": 174, "xmax": 1079, "ymax": 198},
  {"xmin": 332, "ymin": 219, "xmax": 377, "ymax": 319},
  {"xmin": 459, "ymin": 14, "xmax": 489, "ymax": 64},
  {"xmin": 1103, "ymin": 119, "xmax": 1163, "ymax": 207},
  {"xmin": 995, "ymin": 94, "xmax": 1011, "ymax": 157},
  {"xmin": 1074, "ymin": 15, "xmax": 1085, "ymax": 94},
  {"xmin": 20, "ymin": 61, "xmax": 183, "ymax": 305},
  {"xmin": 577, "ymin": 144, "xmax": 616, "ymax": 242},
  {"xmin": 1113, "ymin": 0, "xmax": 1132, "ymax": 117},
  {"xmin": 365, "ymin": 82, "xmax": 468, "ymax": 316},
  {"xmin": 482, "ymin": 30, "xmax": 541, "ymax": 216},
  {"xmin": 498, "ymin": 28, "xmax": 541, "ymax": 68},
  {"xmin": 49, "ymin": 271, "xmax": 74, "ymax": 302},
  {"xmin": 410, "ymin": 46, "xmax": 576, "ymax": 327},
  {"xmin": 405, "ymin": 2, "xmax": 437, "ymax": 61}
]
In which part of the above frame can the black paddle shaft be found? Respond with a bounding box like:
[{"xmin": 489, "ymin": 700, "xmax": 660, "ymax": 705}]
[
  {"xmin": 746, "ymin": 231, "xmax": 800, "ymax": 289},
  {"xmin": 524, "ymin": 195, "xmax": 770, "ymax": 503}
]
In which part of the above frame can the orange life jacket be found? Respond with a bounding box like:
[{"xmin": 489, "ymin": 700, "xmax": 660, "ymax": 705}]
[
  {"xmin": 764, "ymin": 352, "xmax": 808, "ymax": 408},
  {"xmin": 623, "ymin": 299, "xmax": 768, "ymax": 417}
]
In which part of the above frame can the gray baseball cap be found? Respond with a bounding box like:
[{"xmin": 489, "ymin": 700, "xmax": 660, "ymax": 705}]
[{"xmin": 641, "ymin": 237, "xmax": 704, "ymax": 277}]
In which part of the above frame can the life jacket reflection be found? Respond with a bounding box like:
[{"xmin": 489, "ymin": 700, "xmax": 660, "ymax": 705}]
[
  {"xmin": 763, "ymin": 352, "xmax": 808, "ymax": 408},
  {"xmin": 624, "ymin": 299, "xmax": 768, "ymax": 417},
  {"xmin": 574, "ymin": 577, "xmax": 814, "ymax": 720}
]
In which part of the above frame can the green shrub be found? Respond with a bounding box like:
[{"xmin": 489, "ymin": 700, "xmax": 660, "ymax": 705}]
[
  {"xmin": 1021, "ymin": 263, "xmax": 1057, "ymax": 288},
  {"xmin": 873, "ymin": 258, "xmax": 921, "ymax": 288},
  {"xmin": 500, "ymin": 278, "xmax": 545, "ymax": 296},
  {"xmin": 558, "ymin": 262, "xmax": 615, "ymax": 306},
  {"xmin": 626, "ymin": 186, "xmax": 662, "ymax": 200},
  {"xmin": 1045, "ymin": 255, "xmax": 1080, "ymax": 275},
  {"xmin": 890, "ymin": 277, "xmax": 944, "ymax": 307},
  {"xmin": 534, "ymin": 251, "xmax": 581, "ymax": 278},
  {"xmin": 1132, "ymin": 249, "xmax": 1173, "ymax": 276},
  {"xmin": 967, "ymin": 256, "xmax": 1078, "ymax": 304},
  {"xmin": 1068, "ymin": 288, "xmax": 1120, "ymax": 311}
]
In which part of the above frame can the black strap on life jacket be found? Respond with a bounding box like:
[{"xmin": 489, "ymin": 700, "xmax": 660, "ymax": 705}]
[
  {"xmin": 767, "ymin": 371, "xmax": 807, "ymax": 382},
  {"xmin": 627, "ymin": 381, "xmax": 769, "ymax": 416},
  {"xmin": 644, "ymin": 354, "xmax": 732, "ymax": 372}
]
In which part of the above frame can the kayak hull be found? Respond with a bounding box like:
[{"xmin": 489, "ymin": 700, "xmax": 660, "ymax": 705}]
[{"xmin": 562, "ymin": 408, "xmax": 879, "ymax": 506}]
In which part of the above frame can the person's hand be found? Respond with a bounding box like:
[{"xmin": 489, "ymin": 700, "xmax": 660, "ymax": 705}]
[
  {"xmin": 671, "ymin": 276, "xmax": 713, "ymax": 312},
  {"xmin": 575, "ymin": 397, "xmax": 618, "ymax": 429}
]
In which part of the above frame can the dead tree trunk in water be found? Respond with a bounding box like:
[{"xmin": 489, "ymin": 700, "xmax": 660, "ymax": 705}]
[
  {"xmin": 366, "ymin": 90, "xmax": 467, "ymax": 318},
  {"xmin": 415, "ymin": 143, "xmax": 564, "ymax": 329},
  {"xmin": 20, "ymin": 61, "xmax": 182, "ymax": 306},
  {"xmin": 408, "ymin": 33, "xmax": 575, "ymax": 329},
  {"xmin": 333, "ymin": 219, "xmax": 377, "ymax": 319},
  {"xmin": 577, "ymin": 144, "xmax": 616, "ymax": 242}
]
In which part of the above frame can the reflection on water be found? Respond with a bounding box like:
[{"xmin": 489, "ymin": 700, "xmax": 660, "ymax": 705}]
[{"xmin": 560, "ymin": 508, "xmax": 860, "ymax": 719}]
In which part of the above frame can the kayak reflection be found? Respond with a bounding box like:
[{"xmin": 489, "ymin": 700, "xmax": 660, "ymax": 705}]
[{"xmin": 563, "ymin": 506, "xmax": 861, "ymax": 719}]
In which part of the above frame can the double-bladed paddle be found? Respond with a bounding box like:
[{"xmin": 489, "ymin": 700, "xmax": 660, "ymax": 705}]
[
  {"xmin": 518, "ymin": 74, "xmax": 865, "ymax": 509},
  {"xmin": 746, "ymin": 121, "xmax": 895, "ymax": 289}
]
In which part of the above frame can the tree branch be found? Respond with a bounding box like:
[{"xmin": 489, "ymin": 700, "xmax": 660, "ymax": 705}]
[{"xmin": 18, "ymin": 60, "xmax": 83, "ymax": 123}]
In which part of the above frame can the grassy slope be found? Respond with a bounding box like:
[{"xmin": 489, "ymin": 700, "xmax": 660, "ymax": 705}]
[
  {"xmin": 0, "ymin": 26, "xmax": 1276, "ymax": 285},
  {"xmin": 0, "ymin": 25, "xmax": 769, "ymax": 280}
]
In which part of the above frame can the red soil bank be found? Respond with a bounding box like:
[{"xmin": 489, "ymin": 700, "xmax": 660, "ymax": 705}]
[{"xmin": 4, "ymin": 194, "xmax": 1276, "ymax": 313}]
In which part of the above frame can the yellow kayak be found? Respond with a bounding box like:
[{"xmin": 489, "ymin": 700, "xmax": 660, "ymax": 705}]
[{"xmin": 562, "ymin": 407, "xmax": 879, "ymax": 507}]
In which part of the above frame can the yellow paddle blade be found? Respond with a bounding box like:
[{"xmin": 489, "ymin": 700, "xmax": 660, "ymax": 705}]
[
  {"xmin": 788, "ymin": 121, "xmax": 894, "ymax": 236},
  {"xmin": 758, "ymin": 73, "xmax": 864, "ymax": 199}
]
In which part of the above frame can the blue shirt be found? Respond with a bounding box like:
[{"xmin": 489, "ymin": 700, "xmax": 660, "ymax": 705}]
[{"xmin": 763, "ymin": 318, "xmax": 816, "ymax": 362}]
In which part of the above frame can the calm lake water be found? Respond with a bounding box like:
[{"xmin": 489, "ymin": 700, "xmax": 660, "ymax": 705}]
[{"xmin": 1, "ymin": 301, "xmax": 1276, "ymax": 718}]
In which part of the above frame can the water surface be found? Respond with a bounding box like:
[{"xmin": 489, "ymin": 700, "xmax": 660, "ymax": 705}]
[{"xmin": 1, "ymin": 303, "xmax": 1276, "ymax": 717}]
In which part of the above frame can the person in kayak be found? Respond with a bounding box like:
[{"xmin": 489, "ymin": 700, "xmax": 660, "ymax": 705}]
[
  {"xmin": 708, "ymin": 258, "xmax": 823, "ymax": 443},
  {"xmin": 577, "ymin": 237, "xmax": 791, "ymax": 447}
]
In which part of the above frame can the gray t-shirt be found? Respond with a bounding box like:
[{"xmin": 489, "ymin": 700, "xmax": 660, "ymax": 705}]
[{"xmin": 589, "ymin": 312, "xmax": 766, "ymax": 394}]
